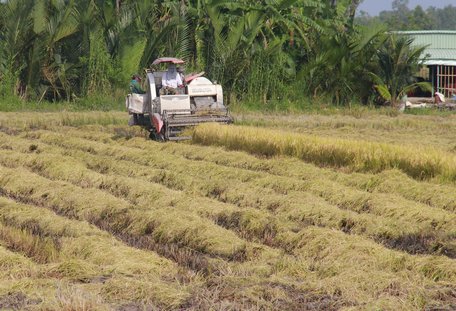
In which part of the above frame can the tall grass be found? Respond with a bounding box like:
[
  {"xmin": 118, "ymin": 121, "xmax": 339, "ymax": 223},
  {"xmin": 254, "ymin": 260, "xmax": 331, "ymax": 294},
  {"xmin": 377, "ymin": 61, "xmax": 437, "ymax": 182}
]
[
  {"xmin": 234, "ymin": 112, "xmax": 456, "ymax": 153},
  {"xmin": 0, "ymin": 111, "xmax": 126, "ymax": 129},
  {"xmin": 0, "ymin": 94, "xmax": 125, "ymax": 112},
  {"xmin": 191, "ymin": 123, "xmax": 456, "ymax": 182}
]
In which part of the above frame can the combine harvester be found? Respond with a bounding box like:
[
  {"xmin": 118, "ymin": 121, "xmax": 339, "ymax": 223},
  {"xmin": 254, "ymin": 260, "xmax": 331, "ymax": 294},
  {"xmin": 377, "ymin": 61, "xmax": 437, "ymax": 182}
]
[{"xmin": 126, "ymin": 57, "xmax": 232, "ymax": 141}]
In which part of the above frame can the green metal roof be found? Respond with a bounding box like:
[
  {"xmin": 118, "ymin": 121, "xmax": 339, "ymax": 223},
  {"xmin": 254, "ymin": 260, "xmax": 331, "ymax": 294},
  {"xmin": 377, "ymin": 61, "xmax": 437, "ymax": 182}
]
[{"xmin": 396, "ymin": 31, "xmax": 456, "ymax": 66}]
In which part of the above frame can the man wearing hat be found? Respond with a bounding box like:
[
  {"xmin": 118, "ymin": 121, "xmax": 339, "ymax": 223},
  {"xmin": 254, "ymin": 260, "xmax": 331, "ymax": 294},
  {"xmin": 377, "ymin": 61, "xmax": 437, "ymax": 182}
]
[{"xmin": 161, "ymin": 64, "xmax": 184, "ymax": 95}]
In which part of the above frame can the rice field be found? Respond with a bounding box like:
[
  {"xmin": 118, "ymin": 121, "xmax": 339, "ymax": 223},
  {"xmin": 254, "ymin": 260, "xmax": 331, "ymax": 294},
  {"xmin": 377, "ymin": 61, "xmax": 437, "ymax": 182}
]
[{"xmin": 0, "ymin": 111, "xmax": 456, "ymax": 310}]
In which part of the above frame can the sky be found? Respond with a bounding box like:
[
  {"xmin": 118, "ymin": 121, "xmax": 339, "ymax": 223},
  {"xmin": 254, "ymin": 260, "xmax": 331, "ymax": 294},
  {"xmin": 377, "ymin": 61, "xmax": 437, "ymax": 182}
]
[{"xmin": 358, "ymin": 0, "xmax": 456, "ymax": 16}]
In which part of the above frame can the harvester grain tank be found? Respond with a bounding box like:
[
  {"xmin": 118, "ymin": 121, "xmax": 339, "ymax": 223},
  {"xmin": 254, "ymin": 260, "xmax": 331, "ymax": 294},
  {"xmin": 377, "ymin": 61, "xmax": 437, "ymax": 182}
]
[{"xmin": 126, "ymin": 57, "xmax": 232, "ymax": 141}]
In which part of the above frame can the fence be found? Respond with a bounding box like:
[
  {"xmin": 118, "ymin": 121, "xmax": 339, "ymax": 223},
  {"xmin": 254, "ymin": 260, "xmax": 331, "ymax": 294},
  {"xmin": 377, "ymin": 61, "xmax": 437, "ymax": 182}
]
[{"xmin": 433, "ymin": 65, "xmax": 456, "ymax": 98}]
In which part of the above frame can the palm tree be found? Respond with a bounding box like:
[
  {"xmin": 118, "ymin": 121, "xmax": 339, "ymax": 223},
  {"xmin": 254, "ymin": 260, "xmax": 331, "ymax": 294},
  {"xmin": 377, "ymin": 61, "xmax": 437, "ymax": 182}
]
[
  {"xmin": 183, "ymin": 0, "xmax": 323, "ymax": 101},
  {"xmin": 0, "ymin": 0, "xmax": 399, "ymax": 106},
  {"xmin": 35, "ymin": 0, "xmax": 79, "ymax": 100},
  {"xmin": 300, "ymin": 23, "xmax": 386, "ymax": 105},
  {"xmin": 0, "ymin": 0, "xmax": 80, "ymax": 100},
  {"xmin": 370, "ymin": 34, "xmax": 431, "ymax": 106}
]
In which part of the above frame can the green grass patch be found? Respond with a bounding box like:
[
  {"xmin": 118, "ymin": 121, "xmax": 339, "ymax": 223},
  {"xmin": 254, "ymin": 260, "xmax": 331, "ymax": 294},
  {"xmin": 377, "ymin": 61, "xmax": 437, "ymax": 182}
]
[{"xmin": 0, "ymin": 94, "xmax": 125, "ymax": 112}]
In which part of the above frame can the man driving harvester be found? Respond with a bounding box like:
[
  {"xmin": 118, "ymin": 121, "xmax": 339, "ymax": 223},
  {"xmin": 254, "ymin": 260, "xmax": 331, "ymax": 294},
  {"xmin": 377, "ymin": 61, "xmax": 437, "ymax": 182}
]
[{"xmin": 160, "ymin": 63, "xmax": 184, "ymax": 95}]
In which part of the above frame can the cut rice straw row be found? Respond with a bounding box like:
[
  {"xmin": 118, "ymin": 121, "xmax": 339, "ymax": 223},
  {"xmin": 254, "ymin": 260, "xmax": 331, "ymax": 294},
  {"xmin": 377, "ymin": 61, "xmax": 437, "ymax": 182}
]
[
  {"xmin": 0, "ymin": 196, "xmax": 192, "ymax": 309},
  {"xmin": 4, "ymin": 131, "xmax": 456, "ymax": 258},
  {"xmin": 51, "ymin": 126, "xmax": 456, "ymax": 213}
]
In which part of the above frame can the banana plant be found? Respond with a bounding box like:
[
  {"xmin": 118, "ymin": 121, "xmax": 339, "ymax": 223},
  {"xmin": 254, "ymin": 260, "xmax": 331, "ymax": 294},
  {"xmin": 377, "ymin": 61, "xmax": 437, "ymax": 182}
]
[
  {"xmin": 34, "ymin": 0, "xmax": 79, "ymax": 100},
  {"xmin": 0, "ymin": 0, "xmax": 35, "ymax": 97}
]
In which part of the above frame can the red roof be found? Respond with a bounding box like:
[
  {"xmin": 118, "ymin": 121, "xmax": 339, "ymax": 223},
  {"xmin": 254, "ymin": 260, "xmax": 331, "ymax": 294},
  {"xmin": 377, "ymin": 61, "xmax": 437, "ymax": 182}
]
[{"xmin": 152, "ymin": 57, "xmax": 185, "ymax": 65}]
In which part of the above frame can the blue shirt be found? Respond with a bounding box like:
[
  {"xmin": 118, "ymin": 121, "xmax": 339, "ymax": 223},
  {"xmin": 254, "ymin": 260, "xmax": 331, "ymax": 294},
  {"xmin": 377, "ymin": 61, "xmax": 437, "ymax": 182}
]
[{"xmin": 130, "ymin": 80, "xmax": 145, "ymax": 94}]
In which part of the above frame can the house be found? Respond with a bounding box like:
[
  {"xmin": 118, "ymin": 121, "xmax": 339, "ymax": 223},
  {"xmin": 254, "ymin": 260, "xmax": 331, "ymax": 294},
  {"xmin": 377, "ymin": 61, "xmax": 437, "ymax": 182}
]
[{"xmin": 397, "ymin": 30, "xmax": 456, "ymax": 98}]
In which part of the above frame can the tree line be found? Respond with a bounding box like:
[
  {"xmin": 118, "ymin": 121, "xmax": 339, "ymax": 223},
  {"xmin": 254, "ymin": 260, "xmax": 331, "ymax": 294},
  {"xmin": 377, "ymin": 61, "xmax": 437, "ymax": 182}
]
[
  {"xmin": 357, "ymin": 0, "xmax": 456, "ymax": 31},
  {"xmin": 0, "ymin": 0, "xmax": 428, "ymax": 107}
]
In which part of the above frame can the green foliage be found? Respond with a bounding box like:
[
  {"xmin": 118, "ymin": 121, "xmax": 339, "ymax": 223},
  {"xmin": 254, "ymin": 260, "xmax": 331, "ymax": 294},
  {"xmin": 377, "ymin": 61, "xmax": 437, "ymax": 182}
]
[
  {"xmin": 299, "ymin": 23, "xmax": 387, "ymax": 105},
  {"xmin": 84, "ymin": 30, "xmax": 118, "ymax": 96},
  {"xmin": 373, "ymin": 84, "xmax": 392, "ymax": 101},
  {"xmin": 119, "ymin": 39, "xmax": 147, "ymax": 83},
  {"xmin": 0, "ymin": 0, "xmax": 434, "ymax": 109},
  {"xmin": 357, "ymin": 2, "xmax": 456, "ymax": 31},
  {"xmin": 371, "ymin": 35, "xmax": 431, "ymax": 106}
]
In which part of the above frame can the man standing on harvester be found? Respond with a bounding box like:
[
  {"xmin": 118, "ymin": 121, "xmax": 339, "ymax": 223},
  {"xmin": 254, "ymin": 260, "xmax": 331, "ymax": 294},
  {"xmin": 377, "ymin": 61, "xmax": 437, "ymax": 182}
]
[
  {"xmin": 130, "ymin": 74, "xmax": 146, "ymax": 94},
  {"xmin": 161, "ymin": 63, "xmax": 183, "ymax": 95}
]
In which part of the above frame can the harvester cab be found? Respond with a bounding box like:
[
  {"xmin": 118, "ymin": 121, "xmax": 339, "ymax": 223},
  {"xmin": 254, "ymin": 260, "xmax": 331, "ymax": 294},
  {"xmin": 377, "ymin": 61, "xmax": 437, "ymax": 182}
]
[{"xmin": 126, "ymin": 57, "xmax": 232, "ymax": 141}]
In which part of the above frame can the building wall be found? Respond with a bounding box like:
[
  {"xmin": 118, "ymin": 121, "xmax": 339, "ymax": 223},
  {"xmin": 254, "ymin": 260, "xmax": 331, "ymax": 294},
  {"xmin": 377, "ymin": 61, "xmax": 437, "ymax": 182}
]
[{"xmin": 396, "ymin": 31, "xmax": 456, "ymax": 98}]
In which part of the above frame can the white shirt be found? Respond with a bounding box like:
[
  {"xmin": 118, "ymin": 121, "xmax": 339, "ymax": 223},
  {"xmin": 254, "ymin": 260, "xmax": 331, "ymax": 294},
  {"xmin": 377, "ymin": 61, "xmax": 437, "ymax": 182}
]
[{"xmin": 162, "ymin": 70, "xmax": 183, "ymax": 88}]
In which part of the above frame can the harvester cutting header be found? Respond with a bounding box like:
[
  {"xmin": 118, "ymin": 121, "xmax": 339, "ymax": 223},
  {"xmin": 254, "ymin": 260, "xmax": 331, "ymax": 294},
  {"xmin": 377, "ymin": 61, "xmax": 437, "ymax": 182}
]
[{"xmin": 126, "ymin": 57, "xmax": 232, "ymax": 141}]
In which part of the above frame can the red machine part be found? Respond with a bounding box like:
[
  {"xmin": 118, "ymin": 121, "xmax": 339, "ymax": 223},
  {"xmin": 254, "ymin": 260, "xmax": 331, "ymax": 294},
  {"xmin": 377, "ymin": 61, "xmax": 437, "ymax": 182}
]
[{"xmin": 151, "ymin": 113, "xmax": 164, "ymax": 133}]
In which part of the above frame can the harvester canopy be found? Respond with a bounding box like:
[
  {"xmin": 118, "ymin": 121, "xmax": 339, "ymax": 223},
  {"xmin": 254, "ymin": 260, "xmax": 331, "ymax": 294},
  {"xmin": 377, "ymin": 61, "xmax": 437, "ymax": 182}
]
[{"xmin": 152, "ymin": 57, "xmax": 185, "ymax": 65}]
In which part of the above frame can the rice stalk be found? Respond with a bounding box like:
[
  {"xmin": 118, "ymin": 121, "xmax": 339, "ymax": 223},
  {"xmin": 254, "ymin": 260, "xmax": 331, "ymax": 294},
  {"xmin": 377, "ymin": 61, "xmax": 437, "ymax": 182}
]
[{"xmin": 191, "ymin": 123, "xmax": 456, "ymax": 183}]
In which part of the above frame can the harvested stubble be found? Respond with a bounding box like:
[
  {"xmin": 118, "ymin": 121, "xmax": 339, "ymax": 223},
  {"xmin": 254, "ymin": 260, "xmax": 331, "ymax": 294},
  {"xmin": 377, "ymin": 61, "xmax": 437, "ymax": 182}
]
[
  {"xmin": 280, "ymin": 226, "xmax": 456, "ymax": 310},
  {"xmin": 0, "ymin": 246, "xmax": 80, "ymax": 310},
  {"xmin": 344, "ymin": 169, "xmax": 456, "ymax": 212},
  {"xmin": 7, "ymin": 125, "xmax": 456, "ymax": 215},
  {"xmin": 0, "ymin": 244, "xmax": 36, "ymax": 278},
  {"xmin": 0, "ymin": 171, "xmax": 338, "ymax": 309},
  {"xmin": 157, "ymin": 138, "xmax": 456, "ymax": 213},
  {"xmin": 0, "ymin": 162, "xmax": 335, "ymax": 308},
  {"xmin": 236, "ymin": 112, "xmax": 456, "ymax": 132},
  {"xmin": 2, "ymin": 138, "xmax": 456, "ymax": 286},
  {"xmin": 2, "ymin": 174, "xmax": 456, "ymax": 311},
  {"xmin": 0, "ymin": 222, "xmax": 60, "ymax": 264},
  {"xmin": 14, "ymin": 129, "xmax": 456, "ymax": 258},
  {"xmin": 191, "ymin": 123, "xmax": 456, "ymax": 182},
  {"xmin": 0, "ymin": 143, "xmax": 275, "ymax": 242},
  {"xmin": 0, "ymin": 111, "xmax": 126, "ymax": 130},
  {"xmin": 0, "ymin": 138, "xmax": 396, "ymax": 250}
]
